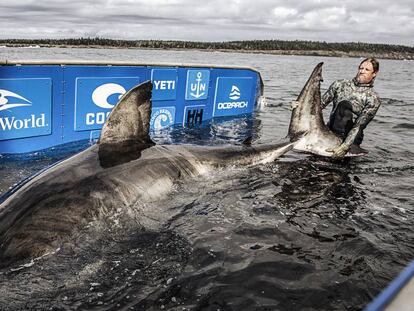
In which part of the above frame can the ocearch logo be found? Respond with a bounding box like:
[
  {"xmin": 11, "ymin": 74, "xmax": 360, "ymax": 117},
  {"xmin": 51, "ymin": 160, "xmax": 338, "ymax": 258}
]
[
  {"xmin": 0, "ymin": 89, "xmax": 32, "ymax": 111},
  {"xmin": 85, "ymin": 83, "xmax": 127, "ymax": 126},
  {"xmin": 217, "ymin": 84, "xmax": 248, "ymax": 110},
  {"xmin": 214, "ymin": 77, "xmax": 252, "ymax": 117},
  {"xmin": 229, "ymin": 85, "xmax": 241, "ymax": 100}
]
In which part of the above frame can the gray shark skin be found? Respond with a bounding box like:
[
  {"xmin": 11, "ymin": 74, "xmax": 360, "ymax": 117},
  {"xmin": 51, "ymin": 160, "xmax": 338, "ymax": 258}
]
[
  {"xmin": 289, "ymin": 62, "xmax": 366, "ymax": 157},
  {"xmin": 0, "ymin": 81, "xmax": 293, "ymax": 267}
]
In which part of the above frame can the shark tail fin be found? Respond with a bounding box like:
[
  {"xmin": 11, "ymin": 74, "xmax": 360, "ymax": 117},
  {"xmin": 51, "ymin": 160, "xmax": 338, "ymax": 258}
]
[
  {"xmin": 288, "ymin": 62, "xmax": 325, "ymax": 142},
  {"xmin": 98, "ymin": 80, "xmax": 155, "ymax": 167}
]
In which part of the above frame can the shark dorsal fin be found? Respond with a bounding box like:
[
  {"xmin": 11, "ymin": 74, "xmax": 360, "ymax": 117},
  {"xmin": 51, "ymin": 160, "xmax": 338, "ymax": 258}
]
[{"xmin": 98, "ymin": 80, "xmax": 155, "ymax": 167}]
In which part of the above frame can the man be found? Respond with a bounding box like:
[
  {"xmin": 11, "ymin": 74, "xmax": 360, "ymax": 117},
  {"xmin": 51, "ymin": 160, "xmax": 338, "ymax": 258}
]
[{"xmin": 322, "ymin": 58, "xmax": 381, "ymax": 158}]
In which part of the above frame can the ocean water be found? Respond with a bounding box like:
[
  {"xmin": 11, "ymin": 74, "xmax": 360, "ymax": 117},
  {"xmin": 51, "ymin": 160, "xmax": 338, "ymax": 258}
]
[{"xmin": 0, "ymin": 47, "xmax": 413, "ymax": 310}]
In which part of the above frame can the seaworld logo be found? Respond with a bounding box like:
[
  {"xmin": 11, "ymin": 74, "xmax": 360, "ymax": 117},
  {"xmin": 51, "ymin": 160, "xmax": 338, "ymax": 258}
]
[
  {"xmin": 0, "ymin": 89, "xmax": 48, "ymax": 131},
  {"xmin": 150, "ymin": 107, "xmax": 175, "ymax": 130},
  {"xmin": 0, "ymin": 89, "xmax": 32, "ymax": 111},
  {"xmin": 0, "ymin": 114, "xmax": 46, "ymax": 131}
]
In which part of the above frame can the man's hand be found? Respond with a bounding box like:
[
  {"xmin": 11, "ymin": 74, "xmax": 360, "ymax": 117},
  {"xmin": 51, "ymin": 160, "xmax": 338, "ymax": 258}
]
[{"xmin": 326, "ymin": 144, "xmax": 349, "ymax": 159}]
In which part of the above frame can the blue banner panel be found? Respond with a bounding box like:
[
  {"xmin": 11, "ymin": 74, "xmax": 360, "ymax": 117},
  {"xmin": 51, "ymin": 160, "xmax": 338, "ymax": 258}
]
[
  {"xmin": 0, "ymin": 62, "xmax": 262, "ymax": 154},
  {"xmin": 150, "ymin": 107, "xmax": 176, "ymax": 130},
  {"xmin": 74, "ymin": 77, "xmax": 140, "ymax": 131},
  {"xmin": 213, "ymin": 77, "xmax": 254, "ymax": 117},
  {"xmin": 0, "ymin": 78, "xmax": 52, "ymax": 141},
  {"xmin": 185, "ymin": 70, "xmax": 210, "ymax": 100},
  {"xmin": 151, "ymin": 69, "xmax": 178, "ymax": 101}
]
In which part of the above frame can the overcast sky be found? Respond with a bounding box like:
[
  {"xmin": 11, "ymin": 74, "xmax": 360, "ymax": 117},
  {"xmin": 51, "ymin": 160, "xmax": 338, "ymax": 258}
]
[{"xmin": 0, "ymin": 0, "xmax": 413, "ymax": 46}]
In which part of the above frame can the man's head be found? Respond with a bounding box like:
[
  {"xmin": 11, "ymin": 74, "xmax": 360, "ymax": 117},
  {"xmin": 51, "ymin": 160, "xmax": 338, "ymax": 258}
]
[{"xmin": 356, "ymin": 58, "xmax": 379, "ymax": 85}]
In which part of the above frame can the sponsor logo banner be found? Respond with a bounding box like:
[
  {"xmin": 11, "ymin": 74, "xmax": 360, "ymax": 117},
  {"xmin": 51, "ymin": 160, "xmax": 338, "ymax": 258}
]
[
  {"xmin": 213, "ymin": 77, "xmax": 253, "ymax": 117},
  {"xmin": 185, "ymin": 70, "xmax": 210, "ymax": 100},
  {"xmin": 150, "ymin": 107, "xmax": 176, "ymax": 130},
  {"xmin": 151, "ymin": 69, "xmax": 177, "ymax": 101},
  {"xmin": 75, "ymin": 77, "xmax": 139, "ymax": 131},
  {"xmin": 183, "ymin": 105, "xmax": 205, "ymax": 126},
  {"xmin": 0, "ymin": 78, "xmax": 52, "ymax": 141}
]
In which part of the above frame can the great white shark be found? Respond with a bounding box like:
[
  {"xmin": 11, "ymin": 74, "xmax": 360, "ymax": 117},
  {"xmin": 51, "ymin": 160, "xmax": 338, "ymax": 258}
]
[{"xmin": 0, "ymin": 62, "xmax": 360, "ymax": 266}]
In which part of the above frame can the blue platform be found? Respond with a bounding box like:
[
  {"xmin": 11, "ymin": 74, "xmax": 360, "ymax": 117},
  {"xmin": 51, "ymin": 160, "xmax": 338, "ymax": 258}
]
[{"xmin": 0, "ymin": 60, "xmax": 264, "ymax": 153}]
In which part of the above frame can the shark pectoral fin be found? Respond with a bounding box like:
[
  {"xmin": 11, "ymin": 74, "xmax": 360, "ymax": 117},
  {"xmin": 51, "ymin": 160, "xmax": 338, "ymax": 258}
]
[{"xmin": 98, "ymin": 80, "xmax": 155, "ymax": 167}]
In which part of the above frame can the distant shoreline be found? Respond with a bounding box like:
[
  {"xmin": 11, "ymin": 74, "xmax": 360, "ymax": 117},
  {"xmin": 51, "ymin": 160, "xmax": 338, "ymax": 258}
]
[{"xmin": 1, "ymin": 39, "xmax": 413, "ymax": 61}]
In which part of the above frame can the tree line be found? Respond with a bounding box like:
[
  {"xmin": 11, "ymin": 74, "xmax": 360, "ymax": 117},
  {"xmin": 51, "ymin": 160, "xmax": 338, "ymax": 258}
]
[{"xmin": 1, "ymin": 38, "xmax": 413, "ymax": 54}]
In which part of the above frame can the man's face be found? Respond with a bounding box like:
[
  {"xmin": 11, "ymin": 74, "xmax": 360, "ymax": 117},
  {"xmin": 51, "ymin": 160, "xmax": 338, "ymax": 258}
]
[{"xmin": 356, "ymin": 61, "xmax": 377, "ymax": 84}]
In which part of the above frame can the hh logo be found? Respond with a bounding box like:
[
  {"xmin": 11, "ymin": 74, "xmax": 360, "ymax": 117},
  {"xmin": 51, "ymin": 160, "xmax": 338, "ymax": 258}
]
[
  {"xmin": 75, "ymin": 77, "xmax": 139, "ymax": 131},
  {"xmin": 150, "ymin": 107, "xmax": 175, "ymax": 130},
  {"xmin": 185, "ymin": 70, "xmax": 210, "ymax": 100},
  {"xmin": 184, "ymin": 106, "xmax": 204, "ymax": 126},
  {"xmin": 0, "ymin": 79, "xmax": 52, "ymax": 141}
]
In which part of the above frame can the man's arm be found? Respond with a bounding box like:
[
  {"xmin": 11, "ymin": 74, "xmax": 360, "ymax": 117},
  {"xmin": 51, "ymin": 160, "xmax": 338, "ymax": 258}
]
[
  {"xmin": 321, "ymin": 81, "xmax": 337, "ymax": 109},
  {"xmin": 342, "ymin": 96, "xmax": 381, "ymax": 148},
  {"xmin": 330, "ymin": 95, "xmax": 381, "ymax": 158}
]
